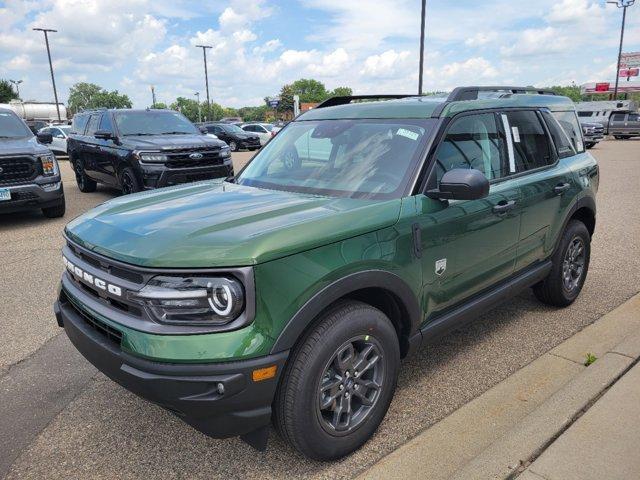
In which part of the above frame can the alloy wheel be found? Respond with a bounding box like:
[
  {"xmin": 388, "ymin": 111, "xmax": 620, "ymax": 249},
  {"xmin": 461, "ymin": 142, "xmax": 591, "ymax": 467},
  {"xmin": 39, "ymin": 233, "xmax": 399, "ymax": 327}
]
[
  {"xmin": 317, "ymin": 335, "xmax": 385, "ymax": 435},
  {"xmin": 121, "ymin": 172, "xmax": 135, "ymax": 195},
  {"xmin": 562, "ymin": 237, "xmax": 585, "ymax": 292}
]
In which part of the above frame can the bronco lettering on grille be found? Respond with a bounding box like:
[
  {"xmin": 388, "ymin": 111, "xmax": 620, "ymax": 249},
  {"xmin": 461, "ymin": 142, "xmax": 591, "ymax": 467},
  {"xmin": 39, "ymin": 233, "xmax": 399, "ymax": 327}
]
[{"xmin": 62, "ymin": 255, "xmax": 123, "ymax": 297}]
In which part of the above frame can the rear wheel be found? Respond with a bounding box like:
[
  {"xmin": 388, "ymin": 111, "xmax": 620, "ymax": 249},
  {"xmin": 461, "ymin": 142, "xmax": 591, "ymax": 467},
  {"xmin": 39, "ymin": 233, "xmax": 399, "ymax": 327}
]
[
  {"xmin": 585, "ymin": 142, "xmax": 595, "ymax": 149},
  {"xmin": 120, "ymin": 167, "xmax": 141, "ymax": 195},
  {"xmin": 533, "ymin": 220, "xmax": 590, "ymax": 307},
  {"xmin": 73, "ymin": 158, "xmax": 97, "ymax": 193},
  {"xmin": 42, "ymin": 197, "xmax": 66, "ymax": 218},
  {"xmin": 274, "ymin": 301, "xmax": 400, "ymax": 460}
]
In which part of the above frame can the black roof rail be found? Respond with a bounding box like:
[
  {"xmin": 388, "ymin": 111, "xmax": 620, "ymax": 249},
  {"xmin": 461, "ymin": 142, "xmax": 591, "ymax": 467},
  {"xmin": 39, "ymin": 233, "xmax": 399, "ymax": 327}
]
[
  {"xmin": 446, "ymin": 86, "xmax": 557, "ymax": 102},
  {"xmin": 316, "ymin": 94, "xmax": 418, "ymax": 109},
  {"xmin": 78, "ymin": 107, "xmax": 108, "ymax": 114}
]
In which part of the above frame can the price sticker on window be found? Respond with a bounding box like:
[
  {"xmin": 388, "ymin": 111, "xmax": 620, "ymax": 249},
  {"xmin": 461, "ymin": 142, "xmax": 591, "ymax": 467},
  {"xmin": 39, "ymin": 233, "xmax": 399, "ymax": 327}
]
[{"xmin": 511, "ymin": 126, "xmax": 521, "ymax": 143}]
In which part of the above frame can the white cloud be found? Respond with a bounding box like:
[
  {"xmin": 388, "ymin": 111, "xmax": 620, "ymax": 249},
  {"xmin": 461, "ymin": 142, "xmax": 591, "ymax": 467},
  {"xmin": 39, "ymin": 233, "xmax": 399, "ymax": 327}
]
[
  {"xmin": 4, "ymin": 54, "xmax": 31, "ymax": 70},
  {"xmin": 252, "ymin": 39, "xmax": 282, "ymax": 55},
  {"xmin": 501, "ymin": 27, "xmax": 569, "ymax": 57},
  {"xmin": 308, "ymin": 48, "xmax": 349, "ymax": 76},
  {"xmin": 440, "ymin": 57, "xmax": 498, "ymax": 79},
  {"xmin": 465, "ymin": 32, "xmax": 498, "ymax": 47},
  {"xmin": 233, "ymin": 29, "xmax": 257, "ymax": 43},
  {"xmin": 361, "ymin": 50, "xmax": 412, "ymax": 78},
  {"xmin": 547, "ymin": 0, "xmax": 604, "ymax": 24}
]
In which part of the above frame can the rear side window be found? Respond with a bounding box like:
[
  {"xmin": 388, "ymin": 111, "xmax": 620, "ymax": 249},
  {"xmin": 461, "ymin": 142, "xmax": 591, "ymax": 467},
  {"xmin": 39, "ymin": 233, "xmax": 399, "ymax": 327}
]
[
  {"xmin": 434, "ymin": 112, "xmax": 508, "ymax": 183},
  {"xmin": 552, "ymin": 111, "xmax": 584, "ymax": 153},
  {"xmin": 99, "ymin": 113, "xmax": 114, "ymax": 133},
  {"xmin": 72, "ymin": 114, "xmax": 89, "ymax": 134},
  {"xmin": 629, "ymin": 113, "xmax": 639, "ymax": 122},
  {"xmin": 541, "ymin": 111, "xmax": 576, "ymax": 159},
  {"xmin": 86, "ymin": 114, "xmax": 101, "ymax": 136},
  {"xmin": 504, "ymin": 111, "xmax": 554, "ymax": 173}
]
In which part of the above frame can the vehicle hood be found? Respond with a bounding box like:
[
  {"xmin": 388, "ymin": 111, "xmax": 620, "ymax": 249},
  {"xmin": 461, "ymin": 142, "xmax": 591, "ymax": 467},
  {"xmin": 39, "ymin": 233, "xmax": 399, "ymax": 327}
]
[
  {"xmin": 0, "ymin": 136, "xmax": 50, "ymax": 156},
  {"xmin": 65, "ymin": 181, "xmax": 402, "ymax": 268},
  {"xmin": 121, "ymin": 134, "xmax": 225, "ymax": 150}
]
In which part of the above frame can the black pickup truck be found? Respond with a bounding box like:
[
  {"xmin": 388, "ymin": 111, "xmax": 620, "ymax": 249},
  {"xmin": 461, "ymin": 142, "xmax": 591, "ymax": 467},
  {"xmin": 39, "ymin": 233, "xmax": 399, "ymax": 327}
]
[
  {"xmin": 0, "ymin": 107, "xmax": 65, "ymax": 217},
  {"xmin": 67, "ymin": 109, "xmax": 233, "ymax": 194}
]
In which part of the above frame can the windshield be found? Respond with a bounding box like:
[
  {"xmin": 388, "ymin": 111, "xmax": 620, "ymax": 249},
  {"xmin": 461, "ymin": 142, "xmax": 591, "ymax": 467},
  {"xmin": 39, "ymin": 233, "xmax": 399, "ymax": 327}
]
[
  {"xmin": 114, "ymin": 111, "xmax": 199, "ymax": 136},
  {"xmin": 236, "ymin": 119, "xmax": 434, "ymax": 199},
  {"xmin": 222, "ymin": 124, "xmax": 245, "ymax": 134},
  {"xmin": 261, "ymin": 124, "xmax": 274, "ymax": 131},
  {"xmin": 0, "ymin": 111, "xmax": 32, "ymax": 139}
]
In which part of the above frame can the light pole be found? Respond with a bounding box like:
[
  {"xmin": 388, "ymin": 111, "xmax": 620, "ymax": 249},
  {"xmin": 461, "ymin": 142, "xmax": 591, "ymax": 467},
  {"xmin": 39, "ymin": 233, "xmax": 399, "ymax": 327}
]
[
  {"xmin": 195, "ymin": 45, "xmax": 212, "ymax": 117},
  {"xmin": 418, "ymin": 0, "xmax": 427, "ymax": 95},
  {"xmin": 9, "ymin": 79, "xmax": 23, "ymax": 99},
  {"xmin": 150, "ymin": 85, "xmax": 157, "ymax": 108},
  {"xmin": 33, "ymin": 28, "xmax": 61, "ymax": 121},
  {"xmin": 607, "ymin": 0, "xmax": 636, "ymax": 100},
  {"xmin": 194, "ymin": 92, "xmax": 202, "ymax": 123}
]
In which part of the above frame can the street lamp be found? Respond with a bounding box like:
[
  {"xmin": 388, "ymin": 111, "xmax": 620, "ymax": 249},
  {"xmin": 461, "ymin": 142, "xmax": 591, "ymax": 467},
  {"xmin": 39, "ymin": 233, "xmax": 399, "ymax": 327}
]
[
  {"xmin": 33, "ymin": 28, "xmax": 61, "ymax": 122},
  {"xmin": 607, "ymin": 0, "xmax": 636, "ymax": 100},
  {"xmin": 418, "ymin": 0, "xmax": 427, "ymax": 95},
  {"xmin": 9, "ymin": 79, "xmax": 23, "ymax": 99},
  {"xmin": 195, "ymin": 45, "xmax": 212, "ymax": 113},
  {"xmin": 194, "ymin": 92, "xmax": 202, "ymax": 123}
]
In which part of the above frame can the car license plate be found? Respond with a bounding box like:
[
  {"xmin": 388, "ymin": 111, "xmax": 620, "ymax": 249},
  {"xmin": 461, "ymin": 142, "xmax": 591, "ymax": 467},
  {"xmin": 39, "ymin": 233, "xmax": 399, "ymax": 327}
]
[{"xmin": 0, "ymin": 188, "xmax": 10, "ymax": 201}]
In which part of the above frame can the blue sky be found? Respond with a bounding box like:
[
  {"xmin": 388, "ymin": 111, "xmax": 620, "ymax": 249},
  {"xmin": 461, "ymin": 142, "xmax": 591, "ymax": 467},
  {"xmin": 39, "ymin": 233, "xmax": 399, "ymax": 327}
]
[{"xmin": 1, "ymin": 0, "xmax": 639, "ymax": 108}]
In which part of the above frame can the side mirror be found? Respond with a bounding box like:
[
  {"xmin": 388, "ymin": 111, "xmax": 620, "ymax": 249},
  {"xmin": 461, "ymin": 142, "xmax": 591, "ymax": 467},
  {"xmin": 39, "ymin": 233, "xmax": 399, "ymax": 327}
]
[
  {"xmin": 427, "ymin": 168, "xmax": 489, "ymax": 201},
  {"xmin": 36, "ymin": 132, "xmax": 53, "ymax": 144},
  {"xmin": 199, "ymin": 126, "xmax": 208, "ymax": 134},
  {"xmin": 94, "ymin": 130, "xmax": 113, "ymax": 140}
]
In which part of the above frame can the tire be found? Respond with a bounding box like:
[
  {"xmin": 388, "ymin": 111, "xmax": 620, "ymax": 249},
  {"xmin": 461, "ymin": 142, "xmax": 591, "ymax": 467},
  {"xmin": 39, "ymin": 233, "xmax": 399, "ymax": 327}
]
[
  {"xmin": 585, "ymin": 143, "xmax": 595, "ymax": 149},
  {"xmin": 533, "ymin": 220, "xmax": 591, "ymax": 307},
  {"xmin": 120, "ymin": 167, "xmax": 141, "ymax": 195},
  {"xmin": 274, "ymin": 301, "xmax": 400, "ymax": 460},
  {"xmin": 229, "ymin": 141, "xmax": 238, "ymax": 152},
  {"xmin": 73, "ymin": 157, "xmax": 97, "ymax": 193},
  {"xmin": 42, "ymin": 197, "xmax": 66, "ymax": 218}
]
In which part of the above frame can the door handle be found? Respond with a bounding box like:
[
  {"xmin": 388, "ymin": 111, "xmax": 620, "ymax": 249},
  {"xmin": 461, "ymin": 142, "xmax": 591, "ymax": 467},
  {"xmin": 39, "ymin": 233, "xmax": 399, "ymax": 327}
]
[
  {"xmin": 492, "ymin": 200, "xmax": 516, "ymax": 215},
  {"xmin": 554, "ymin": 183, "xmax": 571, "ymax": 195}
]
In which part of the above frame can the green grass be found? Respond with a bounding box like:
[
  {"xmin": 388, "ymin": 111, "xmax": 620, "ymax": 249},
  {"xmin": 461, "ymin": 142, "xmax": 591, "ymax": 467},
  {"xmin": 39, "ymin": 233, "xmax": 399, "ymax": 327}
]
[{"xmin": 584, "ymin": 352, "xmax": 597, "ymax": 366}]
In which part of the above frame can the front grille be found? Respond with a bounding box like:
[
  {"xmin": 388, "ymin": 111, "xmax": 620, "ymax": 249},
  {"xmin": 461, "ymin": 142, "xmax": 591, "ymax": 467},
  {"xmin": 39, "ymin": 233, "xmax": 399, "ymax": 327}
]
[
  {"xmin": 0, "ymin": 157, "xmax": 40, "ymax": 185},
  {"xmin": 67, "ymin": 241, "xmax": 144, "ymax": 284},
  {"xmin": 165, "ymin": 156, "xmax": 224, "ymax": 169},
  {"xmin": 5, "ymin": 190, "xmax": 39, "ymax": 202},
  {"xmin": 63, "ymin": 292, "xmax": 123, "ymax": 345}
]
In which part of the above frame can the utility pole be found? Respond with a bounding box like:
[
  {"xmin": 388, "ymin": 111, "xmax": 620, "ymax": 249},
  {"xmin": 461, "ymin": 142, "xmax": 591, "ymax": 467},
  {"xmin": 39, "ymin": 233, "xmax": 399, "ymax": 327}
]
[
  {"xmin": 9, "ymin": 79, "xmax": 23, "ymax": 99},
  {"xmin": 151, "ymin": 85, "xmax": 157, "ymax": 108},
  {"xmin": 195, "ymin": 45, "xmax": 212, "ymax": 118},
  {"xmin": 194, "ymin": 92, "xmax": 202, "ymax": 123},
  {"xmin": 607, "ymin": 0, "xmax": 636, "ymax": 100},
  {"xmin": 33, "ymin": 28, "xmax": 61, "ymax": 121},
  {"xmin": 418, "ymin": 0, "xmax": 427, "ymax": 95}
]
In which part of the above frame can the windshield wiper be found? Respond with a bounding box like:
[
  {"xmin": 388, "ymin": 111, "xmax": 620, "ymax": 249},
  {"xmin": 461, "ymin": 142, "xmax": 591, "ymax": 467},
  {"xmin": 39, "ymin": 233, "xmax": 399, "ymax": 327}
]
[
  {"xmin": 124, "ymin": 132, "xmax": 157, "ymax": 136},
  {"xmin": 161, "ymin": 131, "xmax": 191, "ymax": 135}
]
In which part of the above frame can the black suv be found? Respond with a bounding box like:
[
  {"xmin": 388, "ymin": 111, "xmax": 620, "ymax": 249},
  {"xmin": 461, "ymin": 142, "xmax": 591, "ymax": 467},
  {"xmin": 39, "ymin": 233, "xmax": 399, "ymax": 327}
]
[
  {"xmin": 0, "ymin": 108, "xmax": 65, "ymax": 218},
  {"xmin": 199, "ymin": 122, "xmax": 261, "ymax": 151},
  {"xmin": 67, "ymin": 109, "xmax": 233, "ymax": 194}
]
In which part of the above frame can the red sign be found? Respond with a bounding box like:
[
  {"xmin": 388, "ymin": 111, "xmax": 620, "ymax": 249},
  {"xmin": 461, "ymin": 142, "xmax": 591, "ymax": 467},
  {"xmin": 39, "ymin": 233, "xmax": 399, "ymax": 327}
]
[
  {"xmin": 619, "ymin": 68, "xmax": 639, "ymax": 78},
  {"xmin": 595, "ymin": 82, "xmax": 610, "ymax": 92}
]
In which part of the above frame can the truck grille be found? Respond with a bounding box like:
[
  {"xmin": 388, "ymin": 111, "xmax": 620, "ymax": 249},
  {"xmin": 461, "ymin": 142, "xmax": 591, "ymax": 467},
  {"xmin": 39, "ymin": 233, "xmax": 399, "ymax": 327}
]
[
  {"xmin": 0, "ymin": 157, "xmax": 40, "ymax": 185},
  {"xmin": 62, "ymin": 291, "xmax": 123, "ymax": 346},
  {"xmin": 165, "ymin": 156, "xmax": 224, "ymax": 169}
]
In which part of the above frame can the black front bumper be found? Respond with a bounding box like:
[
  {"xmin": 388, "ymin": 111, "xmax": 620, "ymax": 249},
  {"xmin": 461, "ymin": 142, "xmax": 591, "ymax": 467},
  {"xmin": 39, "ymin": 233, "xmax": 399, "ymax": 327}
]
[
  {"xmin": 0, "ymin": 179, "xmax": 64, "ymax": 214},
  {"xmin": 137, "ymin": 162, "xmax": 233, "ymax": 189},
  {"xmin": 54, "ymin": 296, "xmax": 288, "ymax": 439}
]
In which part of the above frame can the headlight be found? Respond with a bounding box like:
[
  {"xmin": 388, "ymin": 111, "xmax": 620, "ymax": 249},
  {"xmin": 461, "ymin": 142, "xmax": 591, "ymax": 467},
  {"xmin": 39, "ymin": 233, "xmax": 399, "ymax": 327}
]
[
  {"xmin": 40, "ymin": 154, "xmax": 58, "ymax": 176},
  {"xmin": 138, "ymin": 152, "xmax": 169, "ymax": 163},
  {"xmin": 132, "ymin": 276, "xmax": 244, "ymax": 325}
]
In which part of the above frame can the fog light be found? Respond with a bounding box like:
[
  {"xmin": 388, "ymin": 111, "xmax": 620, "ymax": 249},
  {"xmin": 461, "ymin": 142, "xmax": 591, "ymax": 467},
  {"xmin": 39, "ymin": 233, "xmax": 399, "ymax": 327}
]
[{"xmin": 42, "ymin": 181, "xmax": 61, "ymax": 192}]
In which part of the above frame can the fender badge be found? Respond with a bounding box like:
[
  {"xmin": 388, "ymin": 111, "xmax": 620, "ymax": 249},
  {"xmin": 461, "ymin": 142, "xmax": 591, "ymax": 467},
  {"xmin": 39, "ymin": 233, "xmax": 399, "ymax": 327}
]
[{"xmin": 435, "ymin": 258, "xmax": 447, "ymax": 276}]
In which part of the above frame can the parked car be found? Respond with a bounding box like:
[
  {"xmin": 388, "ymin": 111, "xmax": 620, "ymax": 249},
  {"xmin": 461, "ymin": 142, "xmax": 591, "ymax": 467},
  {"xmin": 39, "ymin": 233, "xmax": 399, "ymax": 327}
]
[
  {"xmin": 56, "ymin": 87, "xmax": 598, "ymax": 460},
  {"xmin": 581, "ymin": 122, "xmax": 604, "ymax": 149},
  {"xmin": 609, "ymin": 111, "xmax": 640, "ymax": 139},
  {"xmin": 66, "ymin": 109, "xmax": 232, "ymax": 195},
  {"xmin": 200, "ymin": 122, "xmax": 261, "ymax": 151},
  {"xmin": 0, "ymin": 108, "xmax": 65, "ymax": 217},
  {"xmin": 39, "ymin": 125, "xmax": 72, "ymax": 155},
  {"xmin": 241, "ymin": 123, "xmax": 275, "ymax": 145}
]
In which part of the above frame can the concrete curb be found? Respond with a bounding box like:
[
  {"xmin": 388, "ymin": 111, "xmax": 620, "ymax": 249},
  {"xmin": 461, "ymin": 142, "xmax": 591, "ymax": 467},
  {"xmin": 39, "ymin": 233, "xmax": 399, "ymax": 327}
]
[{"xmin": 359, "ymin": 293, "xmax": 640, "ymax": 480}]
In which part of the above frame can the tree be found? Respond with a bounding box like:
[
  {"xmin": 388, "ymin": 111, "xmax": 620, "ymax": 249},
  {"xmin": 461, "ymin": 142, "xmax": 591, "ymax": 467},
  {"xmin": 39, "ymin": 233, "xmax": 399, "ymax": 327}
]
[
  {"xmin": 68, "ymin": 82, "xmax": 132, "ymax": 113},
  {"xmin": 545, "ymin": 84, "xmax": 582, "ymax": 102},
  {"xmin": 330, "ymin": 86, "xmax": 353, "ymax": 97},
  {"xmin": 0, "ymin": 79, "xmax": 19, "ymax": 103},
  {"xmin": 290, "ymin": 78, "xmax": 329, "ymax": 103},
  {"xmin": 277, "ymin": 84, "xmax": 295, "ymax": 113},
  {"xmin": 150, "ymin": 102, "xmax": 168, "ymax": 109}
]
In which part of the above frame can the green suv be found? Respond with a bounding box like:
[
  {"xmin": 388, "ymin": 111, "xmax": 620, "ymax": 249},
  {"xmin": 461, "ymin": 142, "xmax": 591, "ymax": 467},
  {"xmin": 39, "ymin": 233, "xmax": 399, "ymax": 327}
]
[{"xmin": 55, "ymin": 87, "xmax": 598, "ymax": 460}]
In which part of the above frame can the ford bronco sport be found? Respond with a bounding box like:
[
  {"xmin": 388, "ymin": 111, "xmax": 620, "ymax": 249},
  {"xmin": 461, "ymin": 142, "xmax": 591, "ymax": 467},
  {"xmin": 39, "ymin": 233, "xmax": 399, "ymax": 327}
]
[
  {"xmin": 67, "ymin": 109, "xmax": 232, "ymax": 195},
  {"xmin": 0, "ymin": 107, "xmax": 65, "ymax": 218},
  {"xmin": 55, "ymin": 87, "xmax": 598, "ymax": 460}
]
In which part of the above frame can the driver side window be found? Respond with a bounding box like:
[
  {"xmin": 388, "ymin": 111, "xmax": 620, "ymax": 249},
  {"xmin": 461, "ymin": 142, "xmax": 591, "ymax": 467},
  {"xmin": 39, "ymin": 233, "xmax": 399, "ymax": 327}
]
[
  {"xmin": 294, "ymin": 130, "xmax": 332, "ymax": 163},
  {"xmin": 434, "ymin": 113, "xmax": 508, "ymax": 185}
]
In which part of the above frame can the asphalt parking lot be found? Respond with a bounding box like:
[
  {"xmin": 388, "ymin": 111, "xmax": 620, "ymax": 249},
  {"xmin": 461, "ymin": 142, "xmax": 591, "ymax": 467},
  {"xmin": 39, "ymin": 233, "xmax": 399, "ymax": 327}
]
[{"xmin": 1, "ymin": 141, "xmax": 639, "ymax": 479}]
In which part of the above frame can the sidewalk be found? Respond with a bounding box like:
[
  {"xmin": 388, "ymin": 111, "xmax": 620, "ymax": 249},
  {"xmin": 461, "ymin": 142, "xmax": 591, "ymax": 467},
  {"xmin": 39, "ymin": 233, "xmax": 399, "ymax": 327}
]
[{"xmin": 360, "ymin": 293, "xmax": 640, "ymax": 480}]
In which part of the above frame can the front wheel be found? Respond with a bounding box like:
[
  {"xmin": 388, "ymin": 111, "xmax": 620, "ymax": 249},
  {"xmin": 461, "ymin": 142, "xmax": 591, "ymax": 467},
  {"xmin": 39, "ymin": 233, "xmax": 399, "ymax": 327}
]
[
  {"xmin": 229, "ymin": 141, "xmax": 238, "ymax": 152},
  {"xmin": 120, "ymin": 167, "xmax": 141, "ymax": 195},
  {"xmin": 274, "ymin": 301, "xmax": 400, "ymax": 460},
  {"xmin": 42, "ymin": 197, "xmax": 66, "ymax": 218},
  {"xmin": 533, "ymin": 220, "xmax": 590, "ymax": 307}
]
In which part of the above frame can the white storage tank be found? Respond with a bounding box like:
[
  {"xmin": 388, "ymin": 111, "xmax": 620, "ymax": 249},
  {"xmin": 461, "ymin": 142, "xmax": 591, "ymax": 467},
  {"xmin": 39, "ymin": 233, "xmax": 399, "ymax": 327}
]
[{"xmin": 0, "ymin": 100, "xmax": 67, "ymax": 121}]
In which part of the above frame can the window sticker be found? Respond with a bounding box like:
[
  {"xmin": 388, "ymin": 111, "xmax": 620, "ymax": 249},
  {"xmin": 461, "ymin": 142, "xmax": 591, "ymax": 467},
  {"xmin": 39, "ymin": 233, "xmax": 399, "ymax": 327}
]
[
  {"xmin": 511, "ymin": 126, "xmax": 521, "ymax": 143},
  {"xmin": 501, "ymin": 114, "xmax": 516, "ymax": 173},
  {"xmin": 396, "ymin": 128, "xmax": 419, "ymax": 141}
]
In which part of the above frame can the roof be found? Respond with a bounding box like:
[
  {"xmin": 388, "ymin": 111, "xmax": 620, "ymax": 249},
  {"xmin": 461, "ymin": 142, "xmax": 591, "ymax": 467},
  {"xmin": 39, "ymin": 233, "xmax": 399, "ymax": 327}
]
[{"xmin": 298, "ymin": 90, "xmax": 575, "ymax": 122}]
